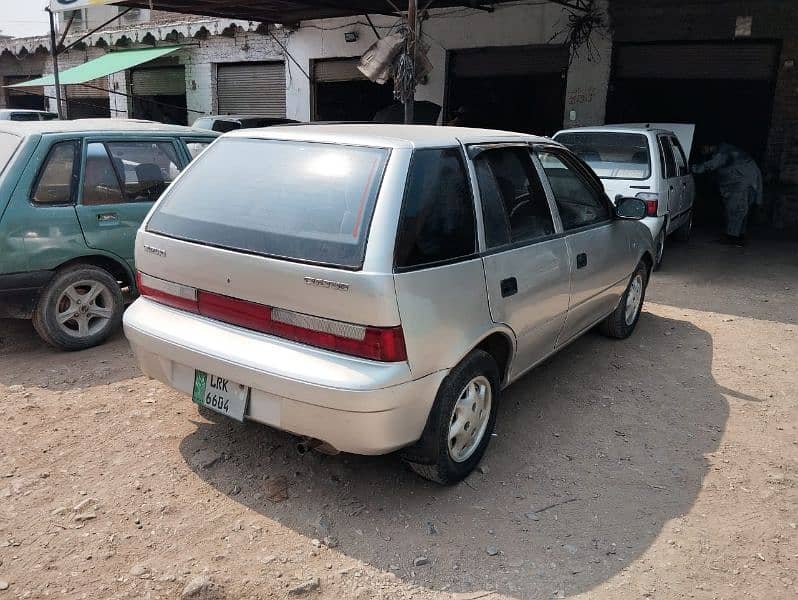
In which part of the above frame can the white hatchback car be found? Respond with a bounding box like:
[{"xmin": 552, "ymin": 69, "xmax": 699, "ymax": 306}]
[{"xmin": 554, "ymin": 124, "xmax": 695, "ymax": 268}]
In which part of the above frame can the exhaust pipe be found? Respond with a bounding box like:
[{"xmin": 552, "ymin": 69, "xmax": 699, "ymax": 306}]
[{"xmin": 296, "ymin": 437, "xmax": 323, "ymax": 455}]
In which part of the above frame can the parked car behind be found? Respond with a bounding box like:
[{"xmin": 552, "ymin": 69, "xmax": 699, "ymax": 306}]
[
  {"xmin": 554, "ymin": 124, "xmax": 695, "ymax": 268},
  {"xmin": 124, "ymin": 124, "xmax": 655, "ymax": 484},
  {"xmin": 192, "ymin": 115, "xmax": 299, "ymax": 133},
  {"xmin": 0, "ymin": 109, "xmax": 59, "ymax": 122},
  {"xmin": 0, "ymin": 119, "xmax": 217, "ymax": 350}
]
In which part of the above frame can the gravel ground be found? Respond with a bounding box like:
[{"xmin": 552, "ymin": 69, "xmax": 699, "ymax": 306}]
[{"xmin": 0, "ymin": 232, "xmax": 795, "ymax": 600}]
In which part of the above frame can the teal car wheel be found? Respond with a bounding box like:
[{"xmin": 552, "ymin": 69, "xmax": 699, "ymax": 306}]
[{"xmin": 33, "ymin": 265, "xmax": 123, "ymax": 351}]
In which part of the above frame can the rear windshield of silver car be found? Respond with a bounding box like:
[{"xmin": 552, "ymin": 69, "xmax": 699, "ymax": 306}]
[
  {"xmin": 146, "ymin": 138, "xmax": 390, "ymax": 269},
  {"xmin": 556, "ymin": 132, "xmax": 651, "ymax": 180}
]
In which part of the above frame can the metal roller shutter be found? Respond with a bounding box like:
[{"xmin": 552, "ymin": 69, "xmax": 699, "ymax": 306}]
[
  {"xmin": 614, "ymin": 43, "xmax": 779, "ymax": 80},
  {"xmin": 217, "ymin": 62, "xmax": 286, "ymax": 116},
  {"xmin": 131, "ymin": 67, "xmax": 185, "ymax": 95},
  {"xmin": 314, "ymin": 58, "xmax": 364, "ymax": 82},
  {"xmin": 67, "ymin": 76, "xmax": 109, "ymax": 99},
  {"xmin": 451, "ymin": 44, "xmax": 569, "ymax": 78},
  {"xmin": 5, "ymin": 75, "xmax": 43, "ymax": 99}
]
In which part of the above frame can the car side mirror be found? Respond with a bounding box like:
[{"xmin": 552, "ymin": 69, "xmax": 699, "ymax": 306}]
[{"xmin": 615, "ymin": 196, "xmax": 647, "ymax": 220}]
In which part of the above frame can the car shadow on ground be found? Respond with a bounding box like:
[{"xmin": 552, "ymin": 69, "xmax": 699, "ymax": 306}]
[
  {"xmin": 178, "ymin": 311, "xmax": 736, "ymax": 599},
  {"xmin": 0, "ymin": 318, "xmax": 137, "ymax": 390}
]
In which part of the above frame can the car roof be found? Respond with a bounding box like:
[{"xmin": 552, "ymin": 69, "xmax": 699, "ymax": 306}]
[
  {"xmin": 555, "ymin": 125, "xmax": 673, "ymax": 136},
  {"xmin": 0, "ymin": 118, "xmax": 214, "ymax": 136},
  {"xmin": 226, "ymin": 123, "xmax": 552, "ymax": 149}
]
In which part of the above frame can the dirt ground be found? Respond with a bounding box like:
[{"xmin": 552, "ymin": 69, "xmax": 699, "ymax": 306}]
[{"xmin": 0, "ymin": 232, "xmax": 796, "ymax": 600}]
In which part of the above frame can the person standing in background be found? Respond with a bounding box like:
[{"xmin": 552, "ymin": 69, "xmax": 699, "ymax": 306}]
[{"xmin": 692, "ymin": 143, "xmax": 763, "ymax": 246}]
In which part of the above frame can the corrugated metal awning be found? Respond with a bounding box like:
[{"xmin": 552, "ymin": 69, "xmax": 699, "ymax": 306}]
[{"xmin": 117, "ymin": 1, "xmax": 521, "ymax": 23}]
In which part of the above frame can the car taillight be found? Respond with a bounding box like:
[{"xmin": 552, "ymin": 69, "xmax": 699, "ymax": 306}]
[
  {"xmin": 635, "ymin": 192, "xmax": 659, "ymax": 217},
  {"xmin": 136, "ymin": 272, "xmax": 199, "ymax": 313},
  {"xmin": 135, "ymin": 272, "xmax": 407, "ymax": 362}
]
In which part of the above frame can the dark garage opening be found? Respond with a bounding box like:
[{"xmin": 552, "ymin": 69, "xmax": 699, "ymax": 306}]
[
  {"xmin": 446, "ymin": 45, "xmax": 568, "ymax": 136},
  {"xmin": 313, "ymin": 58, "xmax": 394, "ymax": 121},
  {"xmin": 607, "ymin": 42, "xmax": 779, "ymax": 227},
  {"xmin": 130, "ymin": 65, "xmax": 187, "ymax": 125}
]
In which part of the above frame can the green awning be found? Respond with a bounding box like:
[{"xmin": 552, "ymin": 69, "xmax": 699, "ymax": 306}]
[{"xmin": 7, "ymin": 46, "xmax": 180, "ymax": 88}]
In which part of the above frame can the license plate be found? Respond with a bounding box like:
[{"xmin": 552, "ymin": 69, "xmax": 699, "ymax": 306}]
[{"xmin": 192, "ymin": 370, "xmax": 249, "ymax": 422}]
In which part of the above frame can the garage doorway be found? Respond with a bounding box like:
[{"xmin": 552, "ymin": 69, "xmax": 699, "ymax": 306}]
[
  {"xmin": 607, "ymin": 42, "xmax": 780, "ymax": 226},
  {"xmin": 313, "ymin": 57, "xmax": 394, "ymax": 121},
  {"xmin": 130, "ymin": 65, "xmax": 187, "ymax": 125},
  {"xmin": 66, "ymin": 76, "xmax": 111, "ymax": 119},
  {"xmin": 446, "ymin": 45, "xmax": 568, "ymax": 135},
  {"xmin": 607, "ymin": 42, "xmax": 779, "ymax": 163}
]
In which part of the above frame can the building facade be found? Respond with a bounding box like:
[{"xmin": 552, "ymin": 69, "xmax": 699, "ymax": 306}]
[{"xmin": 1, "ymin": 0, "xmax": 795, "ymax": 228}]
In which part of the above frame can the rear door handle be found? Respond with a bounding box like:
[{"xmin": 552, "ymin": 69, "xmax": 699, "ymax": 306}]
[
  {"xmin": 576, "ymin": 253, "xmax": 588, "ymax": 269},
  {"xmin": 97, "ymin": 212, "xmax": 118, "ymax": 223},
  {"xmin": 500, "ymin": 277, "xmax": 518, "ymax": 298}
]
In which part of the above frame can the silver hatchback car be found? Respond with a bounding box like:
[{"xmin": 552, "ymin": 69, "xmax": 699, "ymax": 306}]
[{"xmin": 124, "ymin": 125, "xmax": 654, "ymax": 484}]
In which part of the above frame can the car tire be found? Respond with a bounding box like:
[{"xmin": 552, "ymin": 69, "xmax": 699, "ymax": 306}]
[
  {"xmin": 672, "ymin": 210, "xmax": 692, "ymax": 242},
  {"xmin": 33, "ymin": 264, "xmax": 124, "ymax": 351},
  {"xmin": 403, "ymin": 350, "xmax": 500, "ymax": 485},
  {"xmin": 599, "ymin": 260, "xmax": 648, "ymax": 340},
  {"xmin": 653, "ymin": 228, "xmax": 666, "ymax": 271}
]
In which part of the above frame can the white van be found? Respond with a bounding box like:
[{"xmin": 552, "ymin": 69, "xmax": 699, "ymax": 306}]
[{"xmin": 554, "ymin": 124, "xmax": 695, "ymax": 268}]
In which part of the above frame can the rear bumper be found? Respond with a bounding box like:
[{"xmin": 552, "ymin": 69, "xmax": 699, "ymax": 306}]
[{"xmin": 123, "ymin": 298, "xmax": 446, "ymax": 455}]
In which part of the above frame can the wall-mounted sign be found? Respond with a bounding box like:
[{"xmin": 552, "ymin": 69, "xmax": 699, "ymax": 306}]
[
  {"xmin": 734, "ymin": 16, "xmax": 753, "ymax": 38},
  {"xmin": 49, "ymin": 0, "xmax": 121, "ymax": 12}
]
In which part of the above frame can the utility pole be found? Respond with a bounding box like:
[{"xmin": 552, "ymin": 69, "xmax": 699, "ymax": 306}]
[
  {"xmin": 403, "ymin": 0, "xmax": 417, "ymax": 124},
  {"xmin": 47, "ymin": 8, "xmax": 64, "ymax": 119}
]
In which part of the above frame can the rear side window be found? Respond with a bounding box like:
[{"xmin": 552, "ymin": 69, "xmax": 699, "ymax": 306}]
[
  {"xmin": 394, "ymin": 148, "xmax": 476, "ymax": 269},
  {"xmin": 32, "ymin": 141, "xmax": 77, "ymax": 205},
  {"xmin": 10, "ymin": 113, "xmax": 40, "ymax": 122},
  {"xmin": 659, "ymin": 137, "xmax": 677, "ymax": 178},
  {"xmin": 147, "ymin": 138, "xmax": 390, "ymax": 269},
  {"xmin": 555, "ymin": 132, "xmax": 651, "ymax": 180},
  {"xmin": 185, "ymin": 140, "xmax": 211, "ymax": 159},
  {"xmin": 670, "ymin": 136, "xmax": 689, "ymax": 176}
]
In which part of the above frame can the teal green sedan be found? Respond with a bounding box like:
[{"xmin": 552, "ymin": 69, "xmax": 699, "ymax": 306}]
[{"xmin": 0, "ymin": 119, "xmax": 217, "ymax": 350}]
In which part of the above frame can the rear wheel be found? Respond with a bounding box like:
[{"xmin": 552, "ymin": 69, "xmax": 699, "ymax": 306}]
[
  {"xmin": 599, "ymin": 261, "xmax": 648, "ymax": 339},
  {"xmin": 33, "ymin": 265, "xmax": 123, "ymax": 351},
  {"xmin": 673, "ymin": 210, "xmax": 693, "ymax": 242},
  {"xmin": 404, "ymin": 350, "xmax": 499, "ymax": 485}
]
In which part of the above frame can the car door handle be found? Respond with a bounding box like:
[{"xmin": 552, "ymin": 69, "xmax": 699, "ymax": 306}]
[
  {"xmin": 500, "ymin": 277, "xmax": 518, "ymax": 298},
  {"xmin": 576, "ymin": 253, "xmax": 588, "ymax": 269},
  {"xmin": 97, "ymin": 212, "xmax": 118, "ymax": 223}
]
